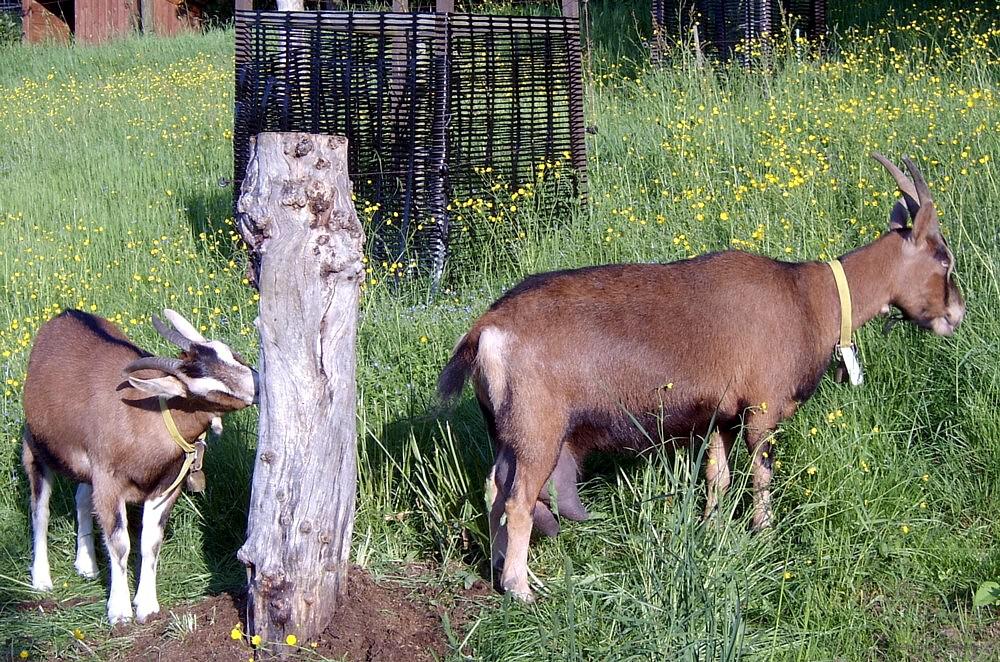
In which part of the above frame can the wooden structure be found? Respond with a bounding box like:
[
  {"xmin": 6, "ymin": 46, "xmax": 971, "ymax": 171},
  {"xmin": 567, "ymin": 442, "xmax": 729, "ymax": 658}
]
[
  {"xmin": 235, "ymin": 5, "xmax": 586, "ymax": 280},
  {"xmin": 652, "ymin": 0, "xmax": 827, "ymax": 64},
  {"xmin": 21, "ymin": 0, "xmax": 201, "ymax": 43},
  {"xmin": 236, "ymin": 132, "xmax": 364, "ymax": 658}
]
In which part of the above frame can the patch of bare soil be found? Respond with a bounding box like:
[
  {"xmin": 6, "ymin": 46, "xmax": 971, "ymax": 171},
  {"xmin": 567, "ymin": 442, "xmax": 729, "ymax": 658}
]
[{"xmin": 117, "ymin": 565, "xmax": 491, "ymax": 661}]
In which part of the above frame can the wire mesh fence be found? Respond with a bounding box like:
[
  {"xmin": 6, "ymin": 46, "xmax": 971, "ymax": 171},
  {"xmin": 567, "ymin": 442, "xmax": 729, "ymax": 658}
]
[
  {"xmin": 234, "ymin": 9, "xmax": 585, "ymax": 281},
  {"xmin": 651, "ymin": 0, "xmax": 827, "ymax": 64}
]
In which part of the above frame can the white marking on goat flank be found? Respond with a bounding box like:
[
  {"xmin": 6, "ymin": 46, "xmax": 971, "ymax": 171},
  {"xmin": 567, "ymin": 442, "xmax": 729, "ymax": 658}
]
[
  {"xmin": 478, "ymin": 327, "xmax": 509, "ymax": 407},
  {"xmin": 30, "ymin": 470, "xmax": 54, "ymax": 592},
  {"xmin": 75, "ymin": 484, "xmax": 98, "ymax": 579}
]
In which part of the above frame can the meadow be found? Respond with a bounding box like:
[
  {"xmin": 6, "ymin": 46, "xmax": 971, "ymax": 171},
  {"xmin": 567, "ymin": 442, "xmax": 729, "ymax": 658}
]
[{"xmin": 1, "ymin": 0, "xmax": 999, "ymax": 659}]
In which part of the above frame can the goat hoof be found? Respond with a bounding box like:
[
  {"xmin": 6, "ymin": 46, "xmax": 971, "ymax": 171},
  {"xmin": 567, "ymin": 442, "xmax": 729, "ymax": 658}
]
[
  {"xmin": 75, "ymin": 559, "xmax": 98, "ymax": 580},
  {"xmin": 501, "ymin": 576, "xmax": 535, "ymax": 603},
  {"xmin": 507, "ymin": 586, "xmax": 536, "ymax": 603},
  {"xmin": 135, "ymin": 607, "xmax": 159, "ymax": 624},
  {"xmin": 107, "ymin": 603, "xmax": 134, "ymax": 625},
  {"xmin": 30, "ymin": 570, "xmax": 53, "ymax": 592},
  {"xmin": 134, "ymin": 597, "xmax": 160, "ymax": 624}
]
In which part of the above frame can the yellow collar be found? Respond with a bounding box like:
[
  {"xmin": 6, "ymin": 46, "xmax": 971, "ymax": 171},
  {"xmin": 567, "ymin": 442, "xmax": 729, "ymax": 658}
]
[
  {"xmin": 826, "ymin": 259, "xmax": 853, "ymax": 349},
  {"xmin": 155, "ymin": 397, "xmax": 203, "ymax": 503}
]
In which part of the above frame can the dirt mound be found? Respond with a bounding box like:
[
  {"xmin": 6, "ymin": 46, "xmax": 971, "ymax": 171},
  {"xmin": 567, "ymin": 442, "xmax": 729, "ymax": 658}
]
[{"xmin": 120, "ymin": 565, "xmax": 491, "ymax": 661}]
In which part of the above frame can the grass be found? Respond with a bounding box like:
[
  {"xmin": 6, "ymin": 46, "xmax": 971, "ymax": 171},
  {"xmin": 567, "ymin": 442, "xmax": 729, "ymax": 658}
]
[{"xmin": 2, "ymin": 1, "xmax": 1000, "ymax": 659}]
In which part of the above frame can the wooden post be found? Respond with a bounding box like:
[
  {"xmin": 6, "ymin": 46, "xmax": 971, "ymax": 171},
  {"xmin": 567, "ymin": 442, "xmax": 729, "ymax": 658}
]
[
  {"xmin": 561, "ymin": 0, "xmax": 579, "ymax": 18},
  {"xmin": 276, "ymin": 0, "xmax": 304, "ymax": 10},
  {"xmin": 235, "ymin": 0, "xmax": 253, "ymax": 10},
  {"xmin": 235, "ymin": 133, "xmax": 365, "ymax": 658}
]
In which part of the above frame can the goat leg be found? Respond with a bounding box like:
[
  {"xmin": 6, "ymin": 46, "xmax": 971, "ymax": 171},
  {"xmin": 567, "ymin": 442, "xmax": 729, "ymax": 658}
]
[
  {"xmin": 133, "ymin": 493, "xmax": 178, "ymax": 623},
  {"xmin": 95, "ymin": 487, "xmax": 133, "ymax": 624},
  {"xmin": 537, "ymin": 445, "xmax": 589, "ymax": 523},
  {"xmin": 23, "ymin": 435, "xmax": 54, "ymax": 592},
  {"xmin": 74, "ymin": 484, "xmax": 98, "ymax": 579}
]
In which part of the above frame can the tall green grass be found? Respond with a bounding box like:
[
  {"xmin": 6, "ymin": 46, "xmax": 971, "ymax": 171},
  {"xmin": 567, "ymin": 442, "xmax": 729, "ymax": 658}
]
[{"xmin": 2, "ymin": 1, "xmax": 1000, "ymax": 659}]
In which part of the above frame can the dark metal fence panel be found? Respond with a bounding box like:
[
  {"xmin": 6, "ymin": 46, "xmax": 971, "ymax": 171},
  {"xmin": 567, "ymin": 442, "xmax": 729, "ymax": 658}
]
[
  {"xmin": 651, "ymin": 0, "xmax": 827, "ymax": 64},
  {"xmin": 234, "ymin": 9, "xmax": 586, "ymax": 279}
]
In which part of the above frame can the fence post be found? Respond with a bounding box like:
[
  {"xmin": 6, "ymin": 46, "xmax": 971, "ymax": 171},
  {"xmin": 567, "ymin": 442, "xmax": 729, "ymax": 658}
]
[{"xmin": 235, "ymin": 132, "xmax": 365, "ymax": 658}]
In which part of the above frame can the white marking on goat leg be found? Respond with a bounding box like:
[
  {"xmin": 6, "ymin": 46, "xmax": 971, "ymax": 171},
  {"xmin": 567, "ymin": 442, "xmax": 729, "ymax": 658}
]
[
  {"xmin": 104, "ymin": 501, "xmax": 133, "ymax": 624},
  {"xmin": 134, "ymin": 496, "xmax": 172, "ymax": 623},
  {"xmin": 30, "ymin": 467, "xmax": 54, "ymax": 592},
  {"xmin": 703, "ymin": 431, "xmax": 732, "ymax": 519},
  {"xmin": 74, "ymin": 484, "xmax": 98, "ymax": 579},
  {"xmin": 477, "ymin": 327, "xmax": 510, "ymax": 407},
  {"xmin": 500, "ymin": 497, "xmax": 534, "ymax": 602}
]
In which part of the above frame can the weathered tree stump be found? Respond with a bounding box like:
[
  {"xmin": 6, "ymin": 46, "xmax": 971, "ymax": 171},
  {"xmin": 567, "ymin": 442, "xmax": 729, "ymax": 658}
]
[{"xmin": 235, "ymin": 132, "xmax": 365, "ymax": 657}]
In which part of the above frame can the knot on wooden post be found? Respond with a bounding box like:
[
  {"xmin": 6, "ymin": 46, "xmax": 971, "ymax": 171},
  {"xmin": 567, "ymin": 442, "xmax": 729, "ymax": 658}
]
[{"xmin": 235, "ymin": 131, "xmax": 363, "ymax": 657}]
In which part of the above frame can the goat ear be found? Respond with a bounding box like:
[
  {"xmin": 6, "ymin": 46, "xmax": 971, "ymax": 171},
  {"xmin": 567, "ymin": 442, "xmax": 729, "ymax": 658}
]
[
  {"xmin": 888, "ymin": 200, "xmax": 909, "ymax": 231},
  {"xmin": 127, "ymin": 374, "xmax": 188, "ymax": 398},
  {"xmin": 911, "ymin": 200, "xmax": 941, "ymax": 242}
]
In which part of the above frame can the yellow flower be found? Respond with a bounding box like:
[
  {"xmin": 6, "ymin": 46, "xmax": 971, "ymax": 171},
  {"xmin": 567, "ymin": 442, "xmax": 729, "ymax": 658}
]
[
  {"xmin": 901, "ymin": 524, "xmax": 910, "ymax": 535},
  {"xmin": 921, "ymin": 474, "xmax": 929, "ymax": 482},
  {"xmin": 419, "ymin": 335, "xmax": 428, "ymax": 344},
  {"xmin": 806, "ymin": 466, "xmax": 817, "ymax": 476},
  {"xmin": 251, "ymin": 634, "xmax": 262, "ymax": 647},
  {"xmin": 783, "ymin": 571, "xmax": 793, "ymax": 580},
  {"xmin": 286, "ymin": 634, "xmax": 298, "ymax": 646},
  {"xmin": 19, "ymin": 651, "xmax": 29, "ymax": 660},
  {"xmin": 230, "ymin": 627, "xmax": 243, "ymax": 640},
  {"xmin": 73, "ymin": 628, "xmax": 85, "ymax": 641},
  {"xmin": 719, "ymin": 211, "xmax": 731, "ymax": 221}
]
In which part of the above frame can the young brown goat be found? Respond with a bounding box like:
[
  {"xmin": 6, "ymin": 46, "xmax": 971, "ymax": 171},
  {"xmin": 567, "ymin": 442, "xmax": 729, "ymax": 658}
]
[
  {"xmin": 22, "ymin": 309, "xmax": 257, "ymax": 624},
  {"xmin": 439, "ymin": 154, "xmax": 965, "ymax": 601}
]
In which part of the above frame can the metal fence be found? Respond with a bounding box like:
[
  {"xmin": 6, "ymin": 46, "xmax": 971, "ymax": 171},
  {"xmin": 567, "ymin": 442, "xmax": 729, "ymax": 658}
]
[
  {"xmin": 652, "ymin": 0, "xmax": 827, "ymax": 64},
  {"xmin": 234, "ymin": 9, "xmax": 585, "ymax": 280}
]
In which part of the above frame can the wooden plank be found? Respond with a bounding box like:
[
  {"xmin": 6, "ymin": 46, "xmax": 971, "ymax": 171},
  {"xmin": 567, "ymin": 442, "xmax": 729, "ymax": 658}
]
[
  {"xmin": 21, "ymin": 0, "xmax": 71, "ymax": 43},
  {"xmin": 146, "ymin": 0, "xmax": 200, "ymax": 36},
  {"xmin": 75, "ymin": 0, "xmax": 138, "ymax": 43}
]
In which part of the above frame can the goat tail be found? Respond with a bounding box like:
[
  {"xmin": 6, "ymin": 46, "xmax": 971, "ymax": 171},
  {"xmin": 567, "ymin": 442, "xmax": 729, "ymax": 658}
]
[{"xmin": 437, "ymin": 329, "xmax": 481, "ymax": 407}]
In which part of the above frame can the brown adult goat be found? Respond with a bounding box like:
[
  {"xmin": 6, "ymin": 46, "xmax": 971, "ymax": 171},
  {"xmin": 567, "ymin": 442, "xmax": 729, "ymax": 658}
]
[
  {"xmin": 22, "ymin": 309, "xmax": 257, "ymax": 624},
  {"xmin": 439, "ymin": 154, "xmax": 965, "ymax": 601}
]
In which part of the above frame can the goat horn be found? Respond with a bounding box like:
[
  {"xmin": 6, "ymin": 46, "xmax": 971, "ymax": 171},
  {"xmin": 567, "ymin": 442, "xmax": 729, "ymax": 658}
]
[
  {"xmin": 902, "ymin": 156, "xmax": 933, "ymax": 206},
  {"xmin": 123, "ymin": 356, "xmax": 184, "ymax": 377},
  {"xmin": 152, "ymin": 315, "xmax": 192, "ymax": 351},
  {"xmin": 871, "ymin": 152, "xmax": 920, "ymax": 218},
  {"xmin": 162, "ymin": 309, "xmax": 207, "ymax": 344}
]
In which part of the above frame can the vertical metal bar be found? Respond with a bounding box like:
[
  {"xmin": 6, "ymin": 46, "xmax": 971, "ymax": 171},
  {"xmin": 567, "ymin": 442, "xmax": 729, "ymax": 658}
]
[{"xmin": 564, "ymin": 13, "xmax": 587, "ymax": 199}]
